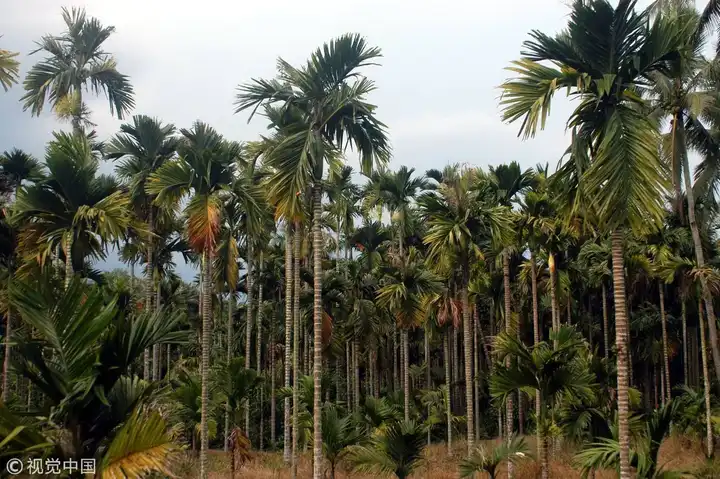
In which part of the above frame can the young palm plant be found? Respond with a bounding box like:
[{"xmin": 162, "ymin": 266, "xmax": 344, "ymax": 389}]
[
  {"xmin": 490, "ymin": 326, "xmax": 595, "ymax": 479},
  {"xmin": 321, "ymin": 404, "xmax": 364, "ymax": 479},
  {"xmin": 459, "ymin": 435, "xmax": 530, "ymax": 479},
  {"xmin": 349, "ymin": 419, "xmax": 427, "ymax": 479}
]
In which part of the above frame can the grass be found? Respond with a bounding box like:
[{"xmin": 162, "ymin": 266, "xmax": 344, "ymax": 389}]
[{"xmin": 176, "ymin": 435, "xmax": 718, "ymax": 478}]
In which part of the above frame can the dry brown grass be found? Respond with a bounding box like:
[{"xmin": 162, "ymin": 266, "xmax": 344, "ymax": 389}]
[{"xmin": 176, "ymin": 435, "xmax": 718, "ymax": 478}]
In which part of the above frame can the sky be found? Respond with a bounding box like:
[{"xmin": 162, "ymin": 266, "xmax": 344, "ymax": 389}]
[{"xmin": 0, "ymin": 0, "xmax": 655, "ymax": 280}]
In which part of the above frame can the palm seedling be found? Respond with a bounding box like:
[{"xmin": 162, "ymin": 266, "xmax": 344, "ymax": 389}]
[
  {"xmin": 349, "ymin": 419, "xmax": 427, "ymax": 479},
  {"xmin": 459, "ymin": 435, "xmax": 530, "ymax": 479}
]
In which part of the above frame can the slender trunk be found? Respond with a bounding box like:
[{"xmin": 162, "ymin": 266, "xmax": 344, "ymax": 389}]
[
  {"xmin": 473, "ymin": 305, "xmax": 481, "ymax": 442},
  {"xmin": 426, "ymin": 326, "xmax": 433, "ymax": 446},
  {"xmin": 452, "ymin": 327, "xmax": 459, "ymax": 411},
  {"xmin": 284, "ymin": 227, "xmax": 293, "ymax": 465},
  {"xmin": 346, "ymin": 341, "xmax": 352, "ymax": 408},
  {"xmin": 661, "ymin": 358, "xmax": 666, "ymax": 406},
  {"xmin": 353, "ymin": 338, "xmax": 360, "ymax": 411},
  {"xmin": 291, "ymin": 223, "xmax": 301, "ymax": 479},
  {"xmin": 602, "ymin": 284, "xmax": 609, "ymax": 360},
  {"xmin": 245, "ymin": 244, "xmax": 253, "ymax": 436},
  {"xmin": 444, "ymin": 333, "xmax": 452, "ymax": 456},
  {"xmin": 698, "ymin": 300, "xmax": 714, "ymax": 458},
  {"xmin": 1, "ymin": 311, "xmax": 10, "ymax": 402},
  {"xmin": 257, "ymin": 253, "xmax": 265, "ymax": 451},
  {"xmin": 153, "ymin": 286, "xmax": 161, "ymax": 381},
  {"xmin": 681, "ymin": 119, "xmax": 720, "ymax": 389},
  {"xmin": 225, "ymin": 295, "xmax": 234, "ymax": 452},
  {"xmin": 540, "ymin": 403, "xmax": 548, "ymax": 479},
  {"xmin": 530, "ymin": 250, "xmax": 542, "ymax": 459},
  {"xmin": 566, "ymin": 296, "xmax": 571, "ymax": 325},
  {"xmin": 144, "ymin": 207, "xmax": 154, "ymax": 380},
  {"xmin": 199, "ymin": 250, "xmax": 212, "ymax": 479},
  {"xmin": 682, "ymin": 299, "xmax": 688, "ymax": 386},
  {"xmin": 311, "ymin": 184, "xmax": 324, "ymax": 479},
  {"xmin": 336, "ymin": 218, "xmax": 341, "ymax": 271},
  {"xmin": 659, "ymin": 282, "xmax": 670, "ymax": 403},
  {"xmin": 462, "ymin": 283, "xmax": 475, "ymax": 455},
  {"xmin": 503, "ymin": 253, "xmax": 515, "ymax": 479},
  {"xmin": 393, "ymin": 327, "xmax": 398, "ymax": 392},
  {"xmin": 403, "ymin": 329, "xmax": 410, "ymax": 421},
  {"xmin": 611, "ymin": 231, "xmax": 631, "ymax": 479}
]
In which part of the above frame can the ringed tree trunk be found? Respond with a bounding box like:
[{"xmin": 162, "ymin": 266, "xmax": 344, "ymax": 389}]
[
  {"xmin": 602, "ymin": 283, "xmax": 609, "ymax": 360},
  {"xmin": 461, "ymin": 265, "xmax": 475, "ymax": 455},
  {"xmin": 312, "ymin": 183, "xmax": 324, "ymax": 479},
  {"xmin": 225, "ymin": 293, "xmax": 234, "ymax": 452},
  {"xmin": 503, "ymin": 252, "xmax": 515, "ymax": 479},
  {"xmin": 199, "ymin": 250, "xmax": 213, "ymax": 479},
  {"xmin": 144, "ymin": 207, "xmax": 154, "ymax": 380},
  {"xmin": 403, "ymin": 329, "xmax": 410, "ymax": 421},
  {"xmin": 1, "ymin": 310, "xmax": 10, "ymax": 402},
  {"xmin": 244, "ymin": 243, "xmax": 254, "ymax": 437},
  {"xmin": 682, "ymin": 298, "xmax": 688, "ymax": 386},
  {"xmin": 548, "ymin": 253, "xmax": 559, "ymax": 336},
  {"xmin": 530, "ymin": 250, "xmax": 542, "ymax": 461},
  {"xmin": 291, "ymin": 222, "xmax": 301, "ymax": 479},
  {"xmin": 284, "ymin": 226, "xmax": 293, "ymax": 464},
  {"xmin": 659, "ymin": 282, "xmax": 670, "ymax": 404},
  {"xmin": 444, "ymin": 333, "xmax": 452, "ymax": 456},
  {"xmin": 271, "ymin": 306, "xmax": 277, "ymax": 449},
  {"xmin": 611, "ymin": 231, "xmax": 631, "ymax": 479},
  {"xmin": 257, "ymin": 253, "xmax": 265, "ymax": 451},
  {"xmin": 680, "ymin": 118, "xmax": 720, "ymax": 389},
  {"xmin": 698, "ymin": 300, "xmax": 714, "ymax": 458}
]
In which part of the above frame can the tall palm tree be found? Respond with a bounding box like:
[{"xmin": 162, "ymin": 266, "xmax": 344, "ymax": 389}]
[
  {"xmin": 653, "ymin": 1, "xmax": 720, "ymax": 387},
  {"xmin": 22, "ymin": 7, "xmax": 134, "ymax": 133},
  {"xmin": 376, "ymin": 247, "xmax": 443, "ymax": 421},
  {"xmin": 107, "ymin": 115, "xmax": 179, "ymax": 378},
  {"xmin": 0, "ymin": 39, "xmax": 19, "ymax": 92},
  {"xmin": 0, "ymin": 150, "xmax": 45, "ymax": 196},
  {"xmin": 326, "ymin": 165, "xmax": 360, "ymax": 269},
  {"xmin": 11, "ymin": 132, "xmax": 133, "ymax": 289},
  {"xmin": 147, "ymin": 121, "xmax": 239, "ymax": 479},
  {"xmin": 500, "ymin": 2, "xmax": 681, "ymax": 476},
  {"xmin": 235, "ymin": 34, "xmax": 391, "ymax": 479},
  {"xmin": 419, "ymin": 167, "xmax": 512, "ymax": 455}
]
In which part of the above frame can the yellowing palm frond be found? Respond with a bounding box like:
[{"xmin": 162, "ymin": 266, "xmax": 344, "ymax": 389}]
[{"xmin": 101, "ymin": 406, "xmax": 177, "ymax": 479}]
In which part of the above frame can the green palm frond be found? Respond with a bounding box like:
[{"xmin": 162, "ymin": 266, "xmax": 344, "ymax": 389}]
[{"xmin": 0, "ymin": 42, "xmax": 20, "ymax": 91}]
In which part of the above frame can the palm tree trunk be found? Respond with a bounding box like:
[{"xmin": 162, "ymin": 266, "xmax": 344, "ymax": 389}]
[
  {"xmin": 602, "ymin": 283, "xmax": 609, "ymax": 360},
  {"xmin": 403, "ymin": 329, "xmax": 410, "ymax": 421},
  {"xmin": 245, "ymin": 243, "xmax": 253, "ymax": 437},
  {"xmin": 311, "ymin": 184, "xmax": 324, "ymax": 479},
  {"xmin": 540, "ymin": 403, "xmax": 549, "ymax": 479},
  {"xmin": 682, "ymin": 299, "xmax": 688, "ymax": 386},
  {"xmin": 1, "ymin": 311, "xmax": 10, "ymax": 402},
  {"xmin": 284, "ymin": 227, "xmax": 293, "ymax": 465},
  {"xmin": 530, "ymin": 250, "xmax": 542, "ymax": 460},
  {"xmin": 462, "ymin": 283, "xmax": 474, "ymax": 455},
  {"xmin": 659, "ymin": 282, "xmax": 670, "ymax": 404},
  {"xmin": 144, "ymin": 207, "xmax": 154, "ymax": 380},
  {"xmin": 681, "ymin": 122, "xmax": 720, "ymax": 389},
  {"xmin": 153, "ymin": 285, "xmax": 162, "ymax": 380},
  {"xmin": 549, "ymin": 253, "xmax": 559, "ymax": 337},
  {"xmin": 257, "ymin": 253, "xmax": 265, "ymax": 452},
  {"xmin": 346, "ymin": 341, "xmax": 352, "ymax": 407},
  {"xmin": 473, "ymin": 305, "xmax": 481, "ymax": 442},
  {"xmin": 444, "ymin": 333, "xmax": 452, "ymax": 456},
  {"xmin": 427, "ymin": 326, "xmax": 433, "ymax": 446},
  {"xmin": 503, "ymin": 253, "xmax": 515, "ymax": 479},
  {"xmin": 611, "ymin": 231, "xmax": 631, "ymax": 479},
  {"xmin": 225, "ymin": 294, "xmax": 234, "ymax": 452},
  {"xmin": 291, "ymin": 221, "xmax": 301, "ymax": 479},
  {"xmin": 393, "ymin": 327, "xmax": 398, "ymax": 392},
  {"xmin": 353, "ymin": 338, "xmax": 360, "ymax": 411},
  {"xmin": 698, "ymin": 299, "xmax": 714, "ymax": 458},
  {"xmin": 199, "ymin": 250, "xmax": 212, "ymax": 479}
]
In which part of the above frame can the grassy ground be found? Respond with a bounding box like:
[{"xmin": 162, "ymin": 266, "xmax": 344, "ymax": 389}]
[{"xmin": 176, "ymin": 435, "xmax": 719, "ymax": 478}]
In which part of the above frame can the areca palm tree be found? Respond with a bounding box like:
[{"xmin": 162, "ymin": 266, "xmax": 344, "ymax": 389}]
[
  {"xmin": 107, "ymin": 115, "xmax": 179, "ymax": 378},
  {"xmin": 419, "ymin": 166, "xmax": 512, "ymax": 455},
  {"xmin": 0, "ymin": 149, "xmax": 45, "ymax": 196},
  {"xmin": 235, "ymin": 33, "xmax": 391, "ymax": 479},
  {"xmin": 147, "ymin": 121, "xmax": 239, "ymax": 479},
  {"xmin": 0, "ymin": 40, "xmax": 19, "ymax": 92},
  {"xmin": 349, "ymin": 420, "xmax": 427, "ymax": 479},
  {"xmin": 22, "ymin": 7, "xmax": 135, "ymax": 133},
  {"xmin": 11, "ymin": 132, "xmax": 133, "ymax": 289},
  {"xmin": 377, "ymin": 247, "xmax": 443, "ymax": 421},
  {"xmin": 500, "ymin": 2, "xmax": 681, "ymax": 476}
]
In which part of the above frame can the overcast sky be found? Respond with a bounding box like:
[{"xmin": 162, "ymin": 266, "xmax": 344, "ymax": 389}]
[{"xmin": 0, "ymin": 0, "xmax": 655, "ymax": 280}]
